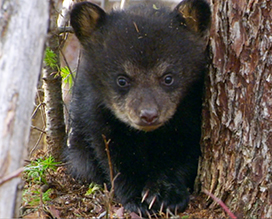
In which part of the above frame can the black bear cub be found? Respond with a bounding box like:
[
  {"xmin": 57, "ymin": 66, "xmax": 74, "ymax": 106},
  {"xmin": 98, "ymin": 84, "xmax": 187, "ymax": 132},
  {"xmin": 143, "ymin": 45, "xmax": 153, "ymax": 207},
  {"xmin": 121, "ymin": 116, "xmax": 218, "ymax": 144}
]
[{"xmin": 66, "ymin": 0, "xmax": 211, "ymax": 215}]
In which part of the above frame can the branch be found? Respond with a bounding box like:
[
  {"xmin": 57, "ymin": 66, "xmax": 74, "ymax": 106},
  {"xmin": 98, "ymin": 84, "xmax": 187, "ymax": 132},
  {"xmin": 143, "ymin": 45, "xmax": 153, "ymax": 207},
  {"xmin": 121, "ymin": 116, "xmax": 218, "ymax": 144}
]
[
  {"xmin": 58, "ymin": 26, "xmax": 73, "ymax": 34},
  {"xmin": 0, "ymin": 168, "xmax": 24, "ymax": 186},
  {"xmin": 102, "ymin": 134, "xmax": 113, "ymax": 184},
  {"xmin": 203, "ymin": 189, "xmax": 237, "ymax": 219}
]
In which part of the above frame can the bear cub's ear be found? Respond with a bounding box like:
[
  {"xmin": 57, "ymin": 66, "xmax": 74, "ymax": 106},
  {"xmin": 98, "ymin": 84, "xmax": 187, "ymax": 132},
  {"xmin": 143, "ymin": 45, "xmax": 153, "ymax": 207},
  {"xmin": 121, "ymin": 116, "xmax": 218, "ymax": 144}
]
[
  {"xmin": 70, "ymin": 2, "xmax": 106, "ymax": 44},
  {"xmin": 174, "ymin": 0, "xmax": 211, "ymax": 38}
]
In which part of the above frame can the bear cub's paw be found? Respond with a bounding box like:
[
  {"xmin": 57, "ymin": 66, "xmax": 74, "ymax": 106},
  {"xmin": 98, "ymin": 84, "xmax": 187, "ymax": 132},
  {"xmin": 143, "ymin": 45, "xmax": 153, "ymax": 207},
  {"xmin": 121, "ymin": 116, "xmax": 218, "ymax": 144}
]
[
  {"xmin": 141, "ymin": 179, "xmax": 189, "ymax": 213},
  {"xmin": 123, "ymin": 178, "xmax": 190, "ymax": 215}
]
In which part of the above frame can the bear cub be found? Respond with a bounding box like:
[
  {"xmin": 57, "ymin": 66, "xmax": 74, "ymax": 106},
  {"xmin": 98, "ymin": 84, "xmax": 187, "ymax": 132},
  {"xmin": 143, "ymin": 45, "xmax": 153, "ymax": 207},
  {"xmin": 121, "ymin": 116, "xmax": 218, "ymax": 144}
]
[{"xmin": 66, "ymin": 0, "xmax": 211, "ymax": 215}]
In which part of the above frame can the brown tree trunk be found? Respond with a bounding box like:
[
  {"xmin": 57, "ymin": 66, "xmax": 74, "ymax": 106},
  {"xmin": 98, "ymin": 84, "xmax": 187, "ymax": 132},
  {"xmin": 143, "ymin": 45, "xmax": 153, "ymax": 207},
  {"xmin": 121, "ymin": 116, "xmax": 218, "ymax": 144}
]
[
  {"xmin": 0, "ymin": 0, "xmax": 49, "ymax": 217},
  {"xmin": 43, "ymin": 0, "xmax": 66, "ymax": 161},
  {"xmin": 199, "ymin": 0, "xmax": 272, "ymax": 218}
]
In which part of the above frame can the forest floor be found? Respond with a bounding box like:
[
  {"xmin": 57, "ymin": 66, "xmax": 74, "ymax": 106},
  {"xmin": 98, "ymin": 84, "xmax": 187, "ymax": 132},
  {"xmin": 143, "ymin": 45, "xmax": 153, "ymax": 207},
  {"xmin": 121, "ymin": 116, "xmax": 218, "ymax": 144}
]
[{"xmin": 20, "ymin": 150, "xmax": 227, "ymax": 219}]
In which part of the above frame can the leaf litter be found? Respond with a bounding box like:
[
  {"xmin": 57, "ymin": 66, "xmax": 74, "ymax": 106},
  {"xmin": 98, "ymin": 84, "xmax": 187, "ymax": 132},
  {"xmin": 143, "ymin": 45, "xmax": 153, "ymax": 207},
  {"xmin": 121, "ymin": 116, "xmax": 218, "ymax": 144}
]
[{"xmin": 20, "ymin": 150, "xmax": 227, "ymax": 219}]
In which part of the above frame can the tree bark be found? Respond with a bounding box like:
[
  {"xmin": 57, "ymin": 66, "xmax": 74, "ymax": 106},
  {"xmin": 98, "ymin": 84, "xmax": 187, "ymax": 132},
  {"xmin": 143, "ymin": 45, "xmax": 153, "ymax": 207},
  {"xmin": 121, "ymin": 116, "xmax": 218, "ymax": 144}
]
[
  {"xmin": 43, "ymin": 0, "xmax": 66, "ymax": 161},
  {"xmin": 199, "ymin": 0, "xmax": 272, "ymax": 218},
  {"xmin": 0, "ymin": 0, "xmax": 48, "ymax": 217}
]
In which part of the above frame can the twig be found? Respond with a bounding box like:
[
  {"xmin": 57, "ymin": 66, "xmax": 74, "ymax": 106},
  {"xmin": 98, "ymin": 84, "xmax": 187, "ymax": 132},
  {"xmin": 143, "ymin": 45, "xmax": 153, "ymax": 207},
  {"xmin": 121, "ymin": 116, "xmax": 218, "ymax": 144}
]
[
  {"xmin": 29, "ymin": 131, "xmax": 45, "ymax": 156},
  {"xmin": 133, "ymin": 22, "xmax": 140, "ymax": 33},
  {"xmin": 58, "ymin": 26, "xmax": 74, "ymax": 34},
  {"xmin": 36, "ymin": 90, "xmax": 46, "ymax": 128},
  {"xmin": 203, "ymin": 189, "xmax": 237, "ymax": 219},
  {"xmin": 102, "ymin": 134, "xmax": 121, "ymax": 219},
  {"xmin": 0, "ymin": 167, "xmax": 24, "ymax": 186},
  {"xmin": 60, "ymin": 48, "xmax": 75, "ymax": 82},
  {"xmin": 102, "ymin": 134, "xmax": 113, "ymax": 184},
  {"xmin": 97, "ymin": 211, "xmax": 107, "ymax": 219},
  {"xmin": 111, "ymin": 172, "xmax": 120, "ymax": 194},
  {"xmin": 31, "ymin": 102, "xmax": 46, "ymax": 118},
  {"xmin": 31, "ymin": 125, "xmax": 46, "ymax": 134}
]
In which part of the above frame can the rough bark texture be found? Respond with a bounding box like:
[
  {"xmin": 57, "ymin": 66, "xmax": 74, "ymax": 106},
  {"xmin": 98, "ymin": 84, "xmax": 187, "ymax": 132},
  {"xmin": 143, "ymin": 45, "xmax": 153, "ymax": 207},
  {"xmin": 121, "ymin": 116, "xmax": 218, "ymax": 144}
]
[
  {"xmin": 199, "ymin": 0, "xmax": 272, "ymax": 218},
  {"xmin": 43, "ymin": 0, "xmax": 66, "ymax": 161},
  {"xmin": 0, "ymin": 0, "xmax": 48, "ymax": 217}
]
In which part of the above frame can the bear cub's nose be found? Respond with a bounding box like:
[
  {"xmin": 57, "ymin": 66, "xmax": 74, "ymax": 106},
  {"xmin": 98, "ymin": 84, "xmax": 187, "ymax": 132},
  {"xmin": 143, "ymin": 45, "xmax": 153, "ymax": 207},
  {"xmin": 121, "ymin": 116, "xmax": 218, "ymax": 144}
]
[{"xmin": 140, "ymin": 109, "xmax": 159, "ymax": 124}]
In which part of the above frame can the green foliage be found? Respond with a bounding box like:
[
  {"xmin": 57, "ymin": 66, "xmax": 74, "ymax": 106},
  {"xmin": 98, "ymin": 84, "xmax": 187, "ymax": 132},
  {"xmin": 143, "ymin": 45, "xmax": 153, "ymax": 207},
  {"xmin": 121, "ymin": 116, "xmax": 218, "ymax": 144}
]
[
  {"xmin": 85, "ymin": 182, "xmax": 102, "ymax": 196},
  {"xmin": 44, "ymin": 47, "xmax": 75, "ymax": 88},
  {"xmin": 22, "ymin": 156, "xmax": 59, "ymax": 210},
  {"xmin": 23, "ymin": 188, "xmax": 52, "ymax": 206},
  {"xmin": 61, "ymin": 66, "xmax": 75, "ymax": 89},
  {"xmin": 44, "ymin": 47, "xmax": 59, "ymax": 70},
  {"xmin": 24, "ymin": 156, "xmax": 60, "ymax": 184}
]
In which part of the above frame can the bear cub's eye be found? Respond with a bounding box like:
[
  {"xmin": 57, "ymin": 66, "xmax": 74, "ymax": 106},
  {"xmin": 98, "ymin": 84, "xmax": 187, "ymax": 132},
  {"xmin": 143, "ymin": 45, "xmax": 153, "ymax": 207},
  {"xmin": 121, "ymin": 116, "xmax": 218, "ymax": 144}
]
[
  {"xmin": 117, "ymin": 76, "xmax": 130, "ymax": 88},
  {"xmin": 162, "ymin": 74, "xmax": 174, "ymax": 86}
]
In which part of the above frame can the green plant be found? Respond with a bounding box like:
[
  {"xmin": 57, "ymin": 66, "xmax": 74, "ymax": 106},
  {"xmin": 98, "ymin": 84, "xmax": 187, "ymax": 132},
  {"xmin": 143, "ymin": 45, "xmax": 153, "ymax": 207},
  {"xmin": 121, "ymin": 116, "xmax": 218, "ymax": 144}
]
[
  {"xmin": 61, "ymin": 66, "xmax": 75, "ymax": 89},
  {"xmin": 85, "ymin": 182, "xmax": 102, "ymax": 196},
  {"xmin": 44, "ymin": 47, "xmax": 59, "ymax": 70},
  {"xmin": 23, "ymin": 188, "xmax": 52, "ymax": 206},
  {"xmin": 44, "ymin": 47, "xmax": 75, "ymax": 89},
  {"xmin": 24, "ymin": 156, "xmax": 60, "ymax": 184}
]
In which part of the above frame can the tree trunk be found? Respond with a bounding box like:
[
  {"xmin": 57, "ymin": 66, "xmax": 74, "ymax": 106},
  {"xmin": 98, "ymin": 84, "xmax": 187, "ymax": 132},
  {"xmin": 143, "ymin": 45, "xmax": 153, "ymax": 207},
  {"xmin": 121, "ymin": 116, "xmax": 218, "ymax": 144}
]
[
  {"xmin": 43, "ymin": 0, "xmax": 66, "ymax": 161},
  {"xmin": 0, "ymin": 0, "xmax": 49, "ymax": 217},
  {"xmin": 199, "ymin": 0, "xmax": 272, "ymax": 218}
]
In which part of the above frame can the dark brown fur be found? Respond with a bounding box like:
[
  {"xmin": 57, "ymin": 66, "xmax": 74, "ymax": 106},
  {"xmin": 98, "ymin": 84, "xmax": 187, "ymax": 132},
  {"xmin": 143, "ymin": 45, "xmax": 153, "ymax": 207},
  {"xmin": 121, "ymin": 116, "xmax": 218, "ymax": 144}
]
[{"xmin": 65, "ymin": 0, "xmax": 211, "ymax": 215}]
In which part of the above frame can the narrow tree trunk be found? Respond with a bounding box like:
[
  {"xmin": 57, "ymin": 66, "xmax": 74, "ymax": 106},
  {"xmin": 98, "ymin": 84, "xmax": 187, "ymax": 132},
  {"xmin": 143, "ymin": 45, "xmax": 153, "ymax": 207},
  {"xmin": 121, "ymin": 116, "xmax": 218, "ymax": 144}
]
[
  {"xmin": 43, "ymin": 0, "xmax": 66, "ymax": 161},
  {"xmin": 0, "ymin": 0, "xmax": 48, "ymax": 217},
  {"xmin": 199, "ymin": 0, "xmax": 272, "ymax": 218}
]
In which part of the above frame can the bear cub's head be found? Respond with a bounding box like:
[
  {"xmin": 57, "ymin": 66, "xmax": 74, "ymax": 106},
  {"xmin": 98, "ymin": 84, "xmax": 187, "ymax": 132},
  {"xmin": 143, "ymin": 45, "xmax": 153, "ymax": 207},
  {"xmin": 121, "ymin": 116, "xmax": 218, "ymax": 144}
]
[{"xmin": 70, "ymin": 0, "xmax": 211, "ymax": 132}]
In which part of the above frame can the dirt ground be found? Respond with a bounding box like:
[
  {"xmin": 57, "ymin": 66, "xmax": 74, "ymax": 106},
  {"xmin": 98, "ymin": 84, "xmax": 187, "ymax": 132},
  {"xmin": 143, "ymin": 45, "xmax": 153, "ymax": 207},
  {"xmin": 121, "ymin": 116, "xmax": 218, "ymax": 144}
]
[{"xmin": 20, "ymin": 150, "xmax": 227, "ymax": 219}]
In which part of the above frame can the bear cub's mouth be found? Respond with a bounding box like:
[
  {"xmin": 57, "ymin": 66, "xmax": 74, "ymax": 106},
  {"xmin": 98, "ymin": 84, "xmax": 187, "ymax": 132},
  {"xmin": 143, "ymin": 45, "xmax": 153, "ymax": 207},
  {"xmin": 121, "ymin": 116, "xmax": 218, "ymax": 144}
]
[
  {"xmin": 134, "ymin": 123, "xmax": 163, "ymax": 132},
  {"xmin": 129, "ymin": 114, "xmax": 164, "ymax": 132}
]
